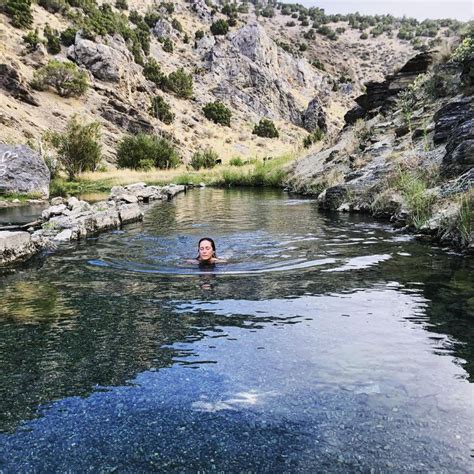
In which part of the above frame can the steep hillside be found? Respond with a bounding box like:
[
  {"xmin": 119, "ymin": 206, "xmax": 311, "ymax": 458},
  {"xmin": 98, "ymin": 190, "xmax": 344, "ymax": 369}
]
[{"xmin": 2, "ymin": 0, "xmax": 457, "ymax": 166}]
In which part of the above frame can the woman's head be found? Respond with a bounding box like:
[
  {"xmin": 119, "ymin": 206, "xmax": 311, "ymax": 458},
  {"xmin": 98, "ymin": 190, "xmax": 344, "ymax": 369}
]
[{"xmin": 197, "ymin": 237, "xmax": 216, "ymax": 261}]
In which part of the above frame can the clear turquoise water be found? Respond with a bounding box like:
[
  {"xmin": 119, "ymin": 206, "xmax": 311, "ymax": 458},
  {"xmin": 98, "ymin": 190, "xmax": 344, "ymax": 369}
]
[{"xmin": 0, "ymin": 188, "xmax": 472, "ymax": 471}]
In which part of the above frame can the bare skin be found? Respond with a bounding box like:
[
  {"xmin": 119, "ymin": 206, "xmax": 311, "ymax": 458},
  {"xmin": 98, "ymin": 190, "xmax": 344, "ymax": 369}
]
[{"xmin": 186, "ymin": 239, "xmax": 227, "ymax": 264}]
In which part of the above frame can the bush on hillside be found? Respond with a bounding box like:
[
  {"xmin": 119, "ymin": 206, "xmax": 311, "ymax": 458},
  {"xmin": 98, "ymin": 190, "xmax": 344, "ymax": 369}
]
[
  {"xmin": 117, "ymin": 134, "xmax": 180, "ymax": 169},
  {"xmin": 252, "ymin": 119, "xmax": 279, "ymax": 138},
  {"xmin": 202, "ymin": 101, "xmax": 232, "ymax": 126},
  {"xmin": 143, "ymin": 11, "xmax": 160, "ymax": 27},
  {"xmin": 162, "ymin": 37, "xmax": 173, "ymax": 53},
  {"xmin": 162, "ymin": 68, "xmax": 193, "ymax": 99},
  {"xmin": 210, "ymin": 19, "xmax": 229, "ymax": 36},
  {"xmin": 38, "ymin": 0, "xmax": 68, "ymax": 13},
  {"xmin": 5, "ymin": 0, "xmax": 33, "ymax": 29},
  {"xmin": 44, "ymin": 24, "xmax": 61, "ymax": 54},
  {"xmin": 22, "ymin": 29, "xmax": 41, "ymax": 50},
  {"xmin": 189, "ymin": 148, "xmax": 219, "ymax": 170},
  {"xmin": 44, "ymin": 115, "xmax": 101, "ymax": 181},
  {"xmin": 31, "ymin": 60, "xmax": 89, "ymax": 97},
  {"xmin": 143, "ymin": 58, "xmax": 165, "ymax": 86},
  {"xmin": 171, "ymin": 18, "xmax": 183, "ymax": 32},
  {"xmin": 60, "ymin": 27, "xmax": 77, "ymax": 46},
  {"xmin": 195, "ymin": 30, "xmax": 204, "ymax": 40},
  {"xmin": 302, "ymin": 128, "xmax": 324, "ymax": 148},
  {"xmin": 115, "ymin": 0, "xmax": 127, "ymax": 10},
  {"xmin": 150, "ymin": 95, "xmax": 175, "ymax": 125}
]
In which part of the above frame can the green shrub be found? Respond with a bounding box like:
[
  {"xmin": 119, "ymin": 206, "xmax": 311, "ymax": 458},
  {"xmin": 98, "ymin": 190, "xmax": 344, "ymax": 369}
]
[
  {"xmin": 143, "ymin": 11, "xmax": 160, "ymax": 27},
  {"xmin": 190, "ymin": 148, "xmax": 218, "ymax": 170},
  {"xmin": 162, "ymin": 68, "xmax": 193, "ymax": 99},
  {"xmin": 360, "ymin": 32, "xmax": 368, "ymax": 40},
  {"xmin": 210, "ymin": 19, "xmax": 229, "ymax": 36},
  {"xmin": 5, "ymin": 0, "xmax": 33, "ymax": 29},
  {"xmin": 137, "ymin": 159, "xmax": 154, "ymax": 171},
  {"xmin": 60, "ymin": 27, "xmax": 77, "ymax": 46},
  {"xmin": 31, "ymin": 60, "xmax": 89, "ymax": 97},
  {"xmin": 202, "ymin": 101, "xmax": 232, "ymax": 126},
  {"xmin": 451, "ymin": 37, "xmax": 474, "ymax": 62},
  {"xmin": 128, "ymin": 9, "xmax": 141, "ymax": 23},
  {"xmin": 171, "ymin": 18, "xmax": 183, "ymax": 32},
  {"xmin": 115, "ymin": 0, "xmax": 127, "ymax": 10},
  {"xmin": 261, "ymin": 6, "xmax": 275, "ymax": 18},
  {"xmin": 160, "ymin": 2, "xmax": 174, "ymax": 14},
  {"xmin": 229, "ymin": 157, "xmax": 244, "ymax": 166},
  {"xmin": 303, "ymin": 128, "xmax": 324, "ymax": 148},
  {"xmin": 393, "ymin": 169, "xmax": 436, "ymax": 228},
  {"xmin": 253, "ymin": 118, "xmax": 279, "ymax": 138},
  {"xmin": 286, "ymin": 21, "xmax": 296, "ymax": 27},
  {"xmin": 299, "ymin": 43, "xmax": 308, "ymax": 52},
  {"xmin": 195, "ymin": 29, "xmax": 204, "ymax": 40},
  {"xmin": 183, "ymin": 33, "xmax": 189, "ymax": 44},
  {"xmin": 44, "ymin": 24, "xmax": 61, "ymax": 54},
  {"xmin": 22, "ymin": 29, "xmax": 41, "ymax": 50},
  {"xmin": 38, "ymin": 0, "xmax": 68, "ymax": 13},
  {"xmin": 44, "ymin": 115, "xmax": 101, "ymax": 181},
  {"xmin": 116, "ymin": 133, "xmax": 180, "ymax": 169},
  {"xmin": 317, "ymin": 25, "xmax": 337, "ymax": 40},
  {"xmin": 311, "ymin": 58, "xmax": 325, "ymax": 70},
  {"xmin": 150, "ymin": 95, "xmax": 175, "ymax": 124},
  {"xmin": 143, "ymin": 58, "xmax": 164, "ymax": 86},
  {"xmin": 162, "ymin": 37, "xmax": 173, "ymax": 53}
]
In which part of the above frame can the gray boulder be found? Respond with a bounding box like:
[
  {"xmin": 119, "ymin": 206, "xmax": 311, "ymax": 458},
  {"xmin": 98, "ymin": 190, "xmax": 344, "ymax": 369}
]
[
  {"xmin": 0, "ymin": 145, "xmax": 50, "ymax": 198},
  {"xmin": 0, "ymin": 231, "xmax": 37, "ymax": 265},
  {"xmin": 68, "ymin": 33, "xmax": 140, "ymax": 83},
  {"xmin": 153, "ymin": 19, "xmax": 176, "ymax": 40},
  {"xmin": 302, "ymin": 97, "xmax": 327, "ymax": 133},
  {"xmin": 118, "ymin": 203, "xmax": 143, "ymax": 224}
]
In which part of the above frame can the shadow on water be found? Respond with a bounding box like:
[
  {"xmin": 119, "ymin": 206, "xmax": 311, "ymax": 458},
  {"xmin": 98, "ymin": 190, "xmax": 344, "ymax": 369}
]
[{"xmin": 0, "ymin": 188, "xmax": 472, "ymax": 471}]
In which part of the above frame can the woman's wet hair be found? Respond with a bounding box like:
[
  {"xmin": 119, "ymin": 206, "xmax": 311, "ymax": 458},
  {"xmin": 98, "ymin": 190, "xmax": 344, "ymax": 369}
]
[{"xmin": 197, "ymin": 237, "xmax": 217, "ymax": 259}]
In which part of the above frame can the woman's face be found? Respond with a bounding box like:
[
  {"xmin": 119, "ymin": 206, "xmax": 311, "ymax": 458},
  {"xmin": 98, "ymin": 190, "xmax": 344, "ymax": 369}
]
[{"xmin": 198, "ymin": 240, "xmax": 214, "ymax": 261}]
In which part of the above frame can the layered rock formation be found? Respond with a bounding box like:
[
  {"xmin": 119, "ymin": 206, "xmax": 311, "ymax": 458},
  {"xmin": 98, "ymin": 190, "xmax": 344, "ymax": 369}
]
[{"xmin": 204, "ymin": 23, "xmax": 328, "ymax": 126}]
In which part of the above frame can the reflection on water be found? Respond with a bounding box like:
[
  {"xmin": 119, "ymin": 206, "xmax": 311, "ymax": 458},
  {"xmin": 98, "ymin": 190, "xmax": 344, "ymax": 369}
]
[{"xmin": 0, "ymin": 188, "xmax": 472, "ymax": 471}]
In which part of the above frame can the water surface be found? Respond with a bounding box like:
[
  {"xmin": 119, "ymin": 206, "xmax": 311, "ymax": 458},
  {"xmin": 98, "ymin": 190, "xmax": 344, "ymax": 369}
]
[{"xmin": 0, "ymin": 188, "xmax": 472, "ymax": 471}]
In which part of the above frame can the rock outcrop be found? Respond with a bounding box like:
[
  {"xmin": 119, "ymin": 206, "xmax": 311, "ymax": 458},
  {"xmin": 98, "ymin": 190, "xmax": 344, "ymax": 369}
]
[
  {"xmin": 344, "ymin": 51, "xmax": 435, "ymax": 125},
  {"xmin": 301, "ymin": 97, "xmax": 327, "ymax": 132},
  {"xmin": 0, "ymin": 145, "xmax": 50, "ymax": 198},
  {"xmin": 0, "ymin": 183, "xmax": 186, "ymax": 266},
  {"xmin": 0, "ymin": 231, "xmax": 37, "ymax": 265},
  {"xmin": 0, "ymin": 63, "xmax": 39, "ymax": 106},
  {"xmin": 205, "ymin": 23, "xmax": 327, "ymax": 125},
  {"xmin": 67, "ymin": 33, "xmax": 141, "ymax": 83}
]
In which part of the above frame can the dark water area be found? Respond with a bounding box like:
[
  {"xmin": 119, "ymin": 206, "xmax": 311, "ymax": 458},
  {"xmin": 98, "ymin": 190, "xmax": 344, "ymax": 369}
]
[{"xmin": 0, "ymin": 188, "xmax": 472, "ymax": 472}]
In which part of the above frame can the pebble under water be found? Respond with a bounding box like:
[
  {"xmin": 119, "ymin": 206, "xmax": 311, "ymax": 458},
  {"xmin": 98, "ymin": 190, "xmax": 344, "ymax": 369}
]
[{"xmin": 0, "ymin": 188, "xmax": 473, "ymax": 472}]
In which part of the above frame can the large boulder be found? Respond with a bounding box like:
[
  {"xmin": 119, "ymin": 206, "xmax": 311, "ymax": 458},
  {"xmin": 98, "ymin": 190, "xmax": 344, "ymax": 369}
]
[
  {"xmin": 0, "ymin": 63, "xmax": 39, "ymax": 106},
  {"xmin": 0, "ymin": 145, "xmax": 50, "ymax": 198},
  {"xmin": 68, "ymin": 33, "xmax": 141, "ymax": 83},
  {"xmin": 0, "ymin": 231, "xmax": 37, "ymax": 265},
  {"xmin": 301, "ymin": 97, "xmax": 327, "ymax": 133}
]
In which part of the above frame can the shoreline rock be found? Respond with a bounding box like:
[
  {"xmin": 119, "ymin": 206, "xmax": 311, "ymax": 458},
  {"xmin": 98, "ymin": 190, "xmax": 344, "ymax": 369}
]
[{"xmin": 0, "ymin": 183, "xmax": 186, "ymax": 267}]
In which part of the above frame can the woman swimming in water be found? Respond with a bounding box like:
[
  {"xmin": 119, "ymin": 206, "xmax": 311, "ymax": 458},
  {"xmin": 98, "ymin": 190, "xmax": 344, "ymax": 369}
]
[{"xmin": 188, "ymin": 237, "xmax": 226, "ymax": 265}]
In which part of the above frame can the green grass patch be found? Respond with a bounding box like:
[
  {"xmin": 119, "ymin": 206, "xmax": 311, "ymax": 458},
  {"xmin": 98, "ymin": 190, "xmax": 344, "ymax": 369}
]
[
  {"xmin": 392, "ymin": 168, "xmax": 436, "ymax": 228},
  {"xmin": 50, "ymin": 177, "xmax": 113, "ymax": 197},
  {"xmin": 0, "ymin": 192, "xmax": 43, "ymax": 202}
]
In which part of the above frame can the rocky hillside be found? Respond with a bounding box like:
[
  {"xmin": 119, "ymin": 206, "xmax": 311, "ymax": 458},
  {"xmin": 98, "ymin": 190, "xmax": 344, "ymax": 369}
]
[
  {"xmin": 1, "ymin": 0, "xmax": 460, "ymax": 165},
  {"xmin": 286, "ymin": 41, "xmax": 473, "ymax": 250}
]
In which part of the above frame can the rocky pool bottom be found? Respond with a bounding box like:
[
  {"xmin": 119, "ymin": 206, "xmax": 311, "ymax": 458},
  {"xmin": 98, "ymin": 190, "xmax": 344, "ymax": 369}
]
[{"xmin": 0, "ymin": 188, "xmax": 472, "ymax": 471}]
